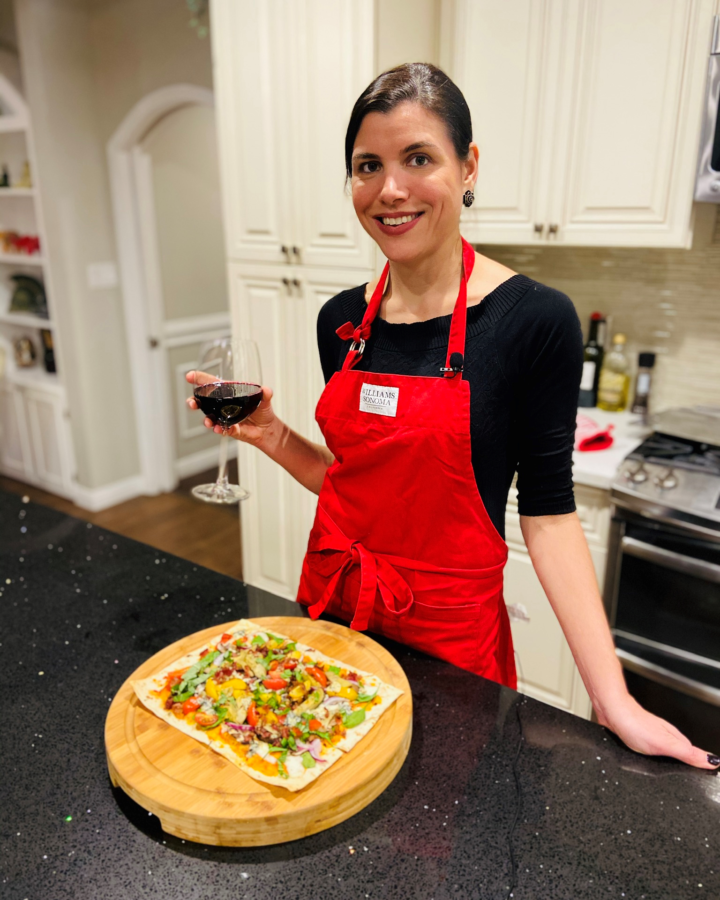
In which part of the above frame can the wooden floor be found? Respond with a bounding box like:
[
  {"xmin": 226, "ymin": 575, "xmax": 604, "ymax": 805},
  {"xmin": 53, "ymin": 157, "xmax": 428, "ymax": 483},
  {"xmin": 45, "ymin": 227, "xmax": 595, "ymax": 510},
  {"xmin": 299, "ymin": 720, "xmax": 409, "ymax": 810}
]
[{"xmin": 0, "ymin": 460, "xmax": 244, "ymax": 581}]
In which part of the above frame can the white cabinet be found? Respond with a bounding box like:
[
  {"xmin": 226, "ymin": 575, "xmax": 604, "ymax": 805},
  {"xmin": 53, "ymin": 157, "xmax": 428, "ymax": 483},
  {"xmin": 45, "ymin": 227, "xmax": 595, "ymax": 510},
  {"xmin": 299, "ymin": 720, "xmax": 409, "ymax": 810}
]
[
  {"xmin": 442, "ymin": 0, "xmax": 717, "ymax": 247},
  {"xmin": 228, "ymin": 262, "xmax": 373, "ymax": 599},
  {"xmin": 0, "ymin": 379, "xmax": 75, "ymax": 498},
  {"xmin": 210, "ymin": 0, "xmax": 375, "ymax": 269},
  {"xmin": 504, "ymin": 482, "xmax": 611, "ymax": 719}
]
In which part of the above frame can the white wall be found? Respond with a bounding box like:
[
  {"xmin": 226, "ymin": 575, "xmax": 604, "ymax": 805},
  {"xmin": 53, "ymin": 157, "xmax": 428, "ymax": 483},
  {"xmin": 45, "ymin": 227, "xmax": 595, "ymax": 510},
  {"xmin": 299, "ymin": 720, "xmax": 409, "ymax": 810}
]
[
  {"xmin": 375, "ymin": 0, "xmax": 440, "ymax": 73},
  {"xmin": 14, "ymin": 0, "xmax": 214, "ymax": 492},
  {"xmin": 140, "ymin": 103, "xmax": 227, "ymax": 322}
]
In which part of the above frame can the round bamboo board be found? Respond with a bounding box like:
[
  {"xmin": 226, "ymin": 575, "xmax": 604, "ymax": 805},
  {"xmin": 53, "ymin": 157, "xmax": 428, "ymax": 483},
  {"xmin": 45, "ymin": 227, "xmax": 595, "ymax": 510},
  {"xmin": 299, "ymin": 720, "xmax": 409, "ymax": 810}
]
[{"xmin": 105, "ymin": 617, "xmax": 412, "ymax": 846}]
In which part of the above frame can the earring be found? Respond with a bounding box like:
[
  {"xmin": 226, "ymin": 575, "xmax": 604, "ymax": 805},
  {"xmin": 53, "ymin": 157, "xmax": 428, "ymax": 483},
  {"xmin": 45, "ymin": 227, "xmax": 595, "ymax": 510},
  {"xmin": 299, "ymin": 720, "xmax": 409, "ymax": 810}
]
[{"xmin": 462, "ymin": 189, "xmax": 475, "ymax": 208}]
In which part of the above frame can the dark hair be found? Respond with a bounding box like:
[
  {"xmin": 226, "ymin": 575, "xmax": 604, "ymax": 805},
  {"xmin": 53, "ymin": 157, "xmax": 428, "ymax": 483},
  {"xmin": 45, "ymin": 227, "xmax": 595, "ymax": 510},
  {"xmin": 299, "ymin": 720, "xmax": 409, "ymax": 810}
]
[{"xmin": 344, "ymin": 62, "xmax": 473, "ymax": 182}]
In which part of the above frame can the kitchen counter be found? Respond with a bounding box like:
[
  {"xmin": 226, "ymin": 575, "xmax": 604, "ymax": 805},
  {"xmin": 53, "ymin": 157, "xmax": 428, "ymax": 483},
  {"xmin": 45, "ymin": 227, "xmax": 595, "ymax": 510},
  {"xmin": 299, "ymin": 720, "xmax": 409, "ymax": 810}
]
[
  {"xmin": 2, "ymin": 489, "xmax": 718, "ymax": 900},
  {"xmin": 573, "ymin": 408, "xmax": 650, "ymax": 491}
]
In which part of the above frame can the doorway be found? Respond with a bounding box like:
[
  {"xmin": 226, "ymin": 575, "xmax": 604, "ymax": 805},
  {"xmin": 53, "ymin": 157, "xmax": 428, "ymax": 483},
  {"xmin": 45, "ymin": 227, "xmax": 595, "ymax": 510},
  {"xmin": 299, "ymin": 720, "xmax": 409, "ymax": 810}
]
[{"xmin": 109, "ymin": 85, "xmax": 230, "ymax": 495}]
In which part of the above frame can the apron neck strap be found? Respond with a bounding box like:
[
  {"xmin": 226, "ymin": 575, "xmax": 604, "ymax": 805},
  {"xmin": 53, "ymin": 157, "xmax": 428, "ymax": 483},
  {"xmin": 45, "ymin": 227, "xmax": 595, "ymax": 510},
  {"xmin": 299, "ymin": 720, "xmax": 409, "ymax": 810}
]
[{"xmin": 338, "ymin": 237, "xmax": 475, "ymax": 375}]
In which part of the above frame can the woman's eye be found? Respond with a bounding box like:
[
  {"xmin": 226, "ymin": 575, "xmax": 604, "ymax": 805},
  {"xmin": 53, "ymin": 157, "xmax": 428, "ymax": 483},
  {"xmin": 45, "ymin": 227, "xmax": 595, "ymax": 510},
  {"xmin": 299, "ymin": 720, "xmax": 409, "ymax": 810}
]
[
  {"xmin": 409, "ymin": 154, "xmax": 430, "ymax": 167},
  {"xmin": 358, "ymin": 161, "xmax": 381, "ymax": 174}
]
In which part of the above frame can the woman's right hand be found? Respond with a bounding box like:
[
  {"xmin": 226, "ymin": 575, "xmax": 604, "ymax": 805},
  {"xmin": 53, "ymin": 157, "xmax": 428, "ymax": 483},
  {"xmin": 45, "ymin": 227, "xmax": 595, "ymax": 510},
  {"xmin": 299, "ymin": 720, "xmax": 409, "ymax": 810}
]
[{"xmin": 185, "ymin": 370, "xmax": 277, "ymax": 449}]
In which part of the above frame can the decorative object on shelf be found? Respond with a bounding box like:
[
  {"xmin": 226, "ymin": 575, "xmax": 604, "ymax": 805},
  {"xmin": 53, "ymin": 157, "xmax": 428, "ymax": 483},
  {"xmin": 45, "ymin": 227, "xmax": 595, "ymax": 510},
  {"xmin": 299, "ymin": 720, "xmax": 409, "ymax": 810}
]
[
  {"xmin": 187, "ymin": 0, "xmax": 209, "ymax": 38},
  {"xmin": 0, "ymin": 230, "xmax": 40, "ymax": 255},
  {"xmin": 14, "ymin": 160, "xmax": 32, "ymax": 189},
  {"xmin": 40, "ymin": 328, "xmax": 56, "ymax": 373},
  {"xmin": 0, "ymin": 165, "xmax": 9, "ymax": 187},
  {"xmin": 9, "ymin": 274, "xmax": 47, "ymax": 317},
  {"xmin": 13, "ymin": 335, "xmax": 36, "ymax": 368}
]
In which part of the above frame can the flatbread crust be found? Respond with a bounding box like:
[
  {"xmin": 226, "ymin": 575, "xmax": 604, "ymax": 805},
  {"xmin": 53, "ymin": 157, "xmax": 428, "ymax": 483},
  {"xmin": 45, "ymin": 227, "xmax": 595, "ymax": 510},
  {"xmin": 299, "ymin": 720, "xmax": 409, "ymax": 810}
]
[{"xmin": 131, "ymin": 619, "xmax": 402, "ymax": 792}]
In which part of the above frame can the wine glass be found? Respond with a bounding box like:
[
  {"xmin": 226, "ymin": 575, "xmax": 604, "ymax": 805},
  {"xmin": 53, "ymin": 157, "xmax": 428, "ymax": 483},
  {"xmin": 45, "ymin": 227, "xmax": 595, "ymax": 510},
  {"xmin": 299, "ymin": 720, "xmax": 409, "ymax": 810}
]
[{"xmin": 189, "ymin": 337, "xmax": 262, "ymax": 504}]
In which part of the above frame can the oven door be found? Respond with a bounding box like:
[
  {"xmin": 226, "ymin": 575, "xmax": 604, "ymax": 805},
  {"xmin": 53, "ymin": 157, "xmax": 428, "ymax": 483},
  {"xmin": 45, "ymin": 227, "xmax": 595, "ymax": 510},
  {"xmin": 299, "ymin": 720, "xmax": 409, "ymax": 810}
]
[{"xmin": 606, "ymin": 510, "xmax": 720, "ymax": 751}]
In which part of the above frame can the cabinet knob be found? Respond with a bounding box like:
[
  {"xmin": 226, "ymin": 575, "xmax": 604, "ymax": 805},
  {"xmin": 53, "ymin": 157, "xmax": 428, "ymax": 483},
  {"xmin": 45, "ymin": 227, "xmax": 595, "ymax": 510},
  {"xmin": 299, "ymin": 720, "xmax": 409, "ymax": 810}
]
[
  {"xmin": 292, "ymin": 245, "xmax": 301, "ymax": 263},
  {"xmin": 292, "ymin": 278, "xmax": 301, "ymax": 290},
  {"xmin": 282, "ymin": 277, "xmax": 291, "ymax": 290},
  {"xmin": 548, "ymin": 223, "xmax": 559, "ymax": 236},
  {"xmin": 281, "ymin": 245, "xmax": 290, "ymax": 262},
  {"xmin": 148, "ymin": 337, "xmax": 159, "ymax": 349},
  {"xmin": 533, "ymin": 223, "xmax": 544, "ymax": 236}
]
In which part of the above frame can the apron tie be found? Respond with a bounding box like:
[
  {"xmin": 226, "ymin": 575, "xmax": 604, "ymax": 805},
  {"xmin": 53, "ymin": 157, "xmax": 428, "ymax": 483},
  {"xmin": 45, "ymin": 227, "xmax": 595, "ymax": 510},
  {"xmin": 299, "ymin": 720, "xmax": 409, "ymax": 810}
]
[{"xmin": 307, "ymin": 533, "xmax": 414, "ymax": 631}]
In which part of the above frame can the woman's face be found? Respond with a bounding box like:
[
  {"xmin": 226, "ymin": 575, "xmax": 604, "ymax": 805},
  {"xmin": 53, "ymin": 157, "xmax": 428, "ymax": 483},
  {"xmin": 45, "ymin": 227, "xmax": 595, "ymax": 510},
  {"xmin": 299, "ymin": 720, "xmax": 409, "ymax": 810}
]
[{"xmin": 350, "ymin": 101, "xmax": 478, "ymax": 263}]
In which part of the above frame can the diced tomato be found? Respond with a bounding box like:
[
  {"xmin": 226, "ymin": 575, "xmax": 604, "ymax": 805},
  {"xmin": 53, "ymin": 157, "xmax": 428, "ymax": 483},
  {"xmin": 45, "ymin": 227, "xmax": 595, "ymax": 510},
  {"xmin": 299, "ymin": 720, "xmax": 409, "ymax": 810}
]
[
  {"xmin": 262, "ymin": 677, "xmax": 287, "ymax": 691},
  {"xmin": 247, "ymin": 701, "xmax": 259, "ymax": 728},
  {"xmin": 269, "ymin": 659, "xmax": 281, "ymax": 672},
  {"xmin": 194, "ymin": 710, "xmax": 218, "ymax": 728},
  {"xmin": 283, "ymin": 658, "xmax": 298, "ymax": 670},
  {"xmin": 220, "ymin": 633, "xmax": 233, "ymax": 643},
  {"xmin": 182, "ymin": 697, "xmax": 201, "ymax": 716},
  {"xmin": 309, "ymin": 718, "xmax": 322, "ymax": 732},
  {"xmin": 291, "ymin": 727, "xmax": 302, "ymax": 738},
  {"xmin": 306, "ymin": 666, "xmax": 328, "ymax": 688},
  {"xmin": 277, "ymin": 714, "xmax": 286, "ymax": 724},
  {"xmin": 346, "ymin": 672, "xmax": 359, "ymax": 682}
]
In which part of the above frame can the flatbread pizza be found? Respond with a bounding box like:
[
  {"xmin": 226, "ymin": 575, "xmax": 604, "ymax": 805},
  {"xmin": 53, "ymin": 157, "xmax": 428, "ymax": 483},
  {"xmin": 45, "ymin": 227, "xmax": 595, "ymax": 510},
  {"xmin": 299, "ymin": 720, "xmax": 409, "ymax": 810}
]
[{"xmin": 132, "ymin": 619, "xmax": 403, "ymax": 792}]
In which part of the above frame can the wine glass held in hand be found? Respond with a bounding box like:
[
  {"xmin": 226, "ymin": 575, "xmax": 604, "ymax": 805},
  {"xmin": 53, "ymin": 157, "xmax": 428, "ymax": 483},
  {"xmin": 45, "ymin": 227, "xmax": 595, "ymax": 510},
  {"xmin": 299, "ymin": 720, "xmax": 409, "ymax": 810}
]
[{"xmin": 188, "ymin": 338, "xmax": 262, "ymax": 504}]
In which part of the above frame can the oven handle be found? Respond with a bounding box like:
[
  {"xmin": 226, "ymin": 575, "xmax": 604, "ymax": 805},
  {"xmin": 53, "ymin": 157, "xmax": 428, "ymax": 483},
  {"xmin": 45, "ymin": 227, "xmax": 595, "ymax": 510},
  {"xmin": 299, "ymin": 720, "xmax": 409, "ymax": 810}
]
[
  {"xmin": 621, "ymin": 536, "xmax": 720, "ymax": 584},
  {"xmin": 616, "ymin": 649, "xmax": 720, "ymax": 707}
]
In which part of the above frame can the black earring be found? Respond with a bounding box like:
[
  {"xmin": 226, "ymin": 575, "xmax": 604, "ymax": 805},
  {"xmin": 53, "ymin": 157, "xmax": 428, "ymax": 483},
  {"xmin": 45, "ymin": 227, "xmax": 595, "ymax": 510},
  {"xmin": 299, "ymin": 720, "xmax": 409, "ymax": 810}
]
[{"xmin": 462, "ymin": 190, "xmax": 475, "ymax": 208}]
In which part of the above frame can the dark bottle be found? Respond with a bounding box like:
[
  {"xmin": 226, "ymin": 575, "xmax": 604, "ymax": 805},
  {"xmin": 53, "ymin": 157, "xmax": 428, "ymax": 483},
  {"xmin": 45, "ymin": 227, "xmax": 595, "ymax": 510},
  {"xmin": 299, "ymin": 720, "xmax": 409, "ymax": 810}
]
[
  {"xmin": 578, "ymin": 312, "xmax": 605, "ymax": 407},
  {"xmin": 40, "ymin": 328, "xmax": 56, "ymax": 373}
]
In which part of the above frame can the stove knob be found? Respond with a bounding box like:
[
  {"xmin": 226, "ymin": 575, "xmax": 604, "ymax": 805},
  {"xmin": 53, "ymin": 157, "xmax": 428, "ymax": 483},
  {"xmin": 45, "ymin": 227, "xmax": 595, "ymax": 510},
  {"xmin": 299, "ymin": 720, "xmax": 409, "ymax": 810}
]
[
  {"xmin": 624, "ymin": 463, "xmax": 647, "ymax": 484},
  {"xmin": 653, "ymin": 469, "xmax": 678, "ymax": 491}
]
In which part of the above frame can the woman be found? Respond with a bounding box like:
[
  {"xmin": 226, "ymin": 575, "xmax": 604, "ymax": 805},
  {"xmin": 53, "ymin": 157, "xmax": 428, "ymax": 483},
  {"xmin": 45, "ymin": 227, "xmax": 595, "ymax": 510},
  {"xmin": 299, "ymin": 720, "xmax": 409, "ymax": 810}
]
[{"xmin": 188, "ymin": 63, "xmax": 718, "ymax": 770}]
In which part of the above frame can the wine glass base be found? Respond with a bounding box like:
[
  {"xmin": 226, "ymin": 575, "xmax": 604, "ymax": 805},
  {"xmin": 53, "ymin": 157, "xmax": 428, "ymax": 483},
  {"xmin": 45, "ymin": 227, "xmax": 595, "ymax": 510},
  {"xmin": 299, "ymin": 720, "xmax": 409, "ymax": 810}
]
[{"xmin": 191, "ymin": 482, "xmax": 250, "ymax": 505}]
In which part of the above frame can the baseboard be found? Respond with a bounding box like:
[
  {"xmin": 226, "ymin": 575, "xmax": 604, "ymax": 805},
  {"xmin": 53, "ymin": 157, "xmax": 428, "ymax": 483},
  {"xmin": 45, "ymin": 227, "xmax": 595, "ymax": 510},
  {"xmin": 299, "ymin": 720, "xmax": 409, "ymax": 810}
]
[
  {"xmin": 73, "ymin": 474, "xmax": 147, "ymax": 512},
  {"xmin": 174, "ymin": 446, "xmax": 221, "ymax": 480}
]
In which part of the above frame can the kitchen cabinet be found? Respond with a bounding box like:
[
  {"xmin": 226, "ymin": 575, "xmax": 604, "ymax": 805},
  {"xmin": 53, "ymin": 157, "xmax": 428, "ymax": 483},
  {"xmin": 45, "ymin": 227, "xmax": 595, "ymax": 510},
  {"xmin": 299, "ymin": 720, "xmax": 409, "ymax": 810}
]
[
  {"xmin": 228, "ymin": 263, "xmax": 374, "ymax": 599},
  {"xmin": 0, "ymin": 379, "xmax": 75, "ymax": 498},
  {"xmin": 441, "ymin": 0, "xmax": 717, "ymax": 247},
  {"xmin": 504, "ymin": 480, "xmax": 611, "ymax": 719},
  {"xmin": 210, "ymin": 0, "xmax": 375, "ymax": 269}
]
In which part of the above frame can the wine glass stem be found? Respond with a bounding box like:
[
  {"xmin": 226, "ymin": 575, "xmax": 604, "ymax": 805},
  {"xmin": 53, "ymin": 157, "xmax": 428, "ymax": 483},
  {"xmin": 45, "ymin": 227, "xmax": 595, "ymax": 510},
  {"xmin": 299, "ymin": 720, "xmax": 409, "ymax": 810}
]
[{"xmin": 216, "ymin": 433, "xmax": 229, "ymax": 486}]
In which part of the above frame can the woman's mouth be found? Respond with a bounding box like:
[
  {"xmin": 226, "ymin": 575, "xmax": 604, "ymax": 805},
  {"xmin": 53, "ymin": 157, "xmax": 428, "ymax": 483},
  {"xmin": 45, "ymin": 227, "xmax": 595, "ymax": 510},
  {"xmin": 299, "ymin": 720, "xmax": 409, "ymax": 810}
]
[{"xmin": 373, "ymin": 211, "xmax": 424, "ymax": 236}]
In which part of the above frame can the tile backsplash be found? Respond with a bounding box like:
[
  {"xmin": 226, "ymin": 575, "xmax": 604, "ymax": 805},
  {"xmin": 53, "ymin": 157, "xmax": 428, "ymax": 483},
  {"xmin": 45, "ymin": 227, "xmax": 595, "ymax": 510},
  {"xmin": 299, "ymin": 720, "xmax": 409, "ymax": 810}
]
[{"xmin": 477, "ymin": 209, "xmax": 720, "ymax": 413}]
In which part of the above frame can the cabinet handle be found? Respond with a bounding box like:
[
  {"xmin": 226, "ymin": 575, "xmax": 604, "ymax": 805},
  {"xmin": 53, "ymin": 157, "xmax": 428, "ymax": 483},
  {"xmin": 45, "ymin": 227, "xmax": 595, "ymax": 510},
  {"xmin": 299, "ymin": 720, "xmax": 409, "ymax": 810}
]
[
  {"xmin": 292, "ymin": 245, "xmax": 301, "ymax": 263},
  {"xmin": 282, "ymin": 277, "xmax": 291, "ymax": 292},
  {"xmin": 533, "ymin": 223, "xmax": 544, "ymax": 236},
  {"xmin": 281, "ymin": 245, "xmax": 290, "ymax": 262},
  {"xmin": 148, "ymin": 337, "xmax": 159, "ymax": 349},
  {"xmin": 548, "ymin": 223, "xmax": 559, "ymax": 237},
  {"xmin": 292, "ymin": 278, "xmax": 301, "ymax": 292}
]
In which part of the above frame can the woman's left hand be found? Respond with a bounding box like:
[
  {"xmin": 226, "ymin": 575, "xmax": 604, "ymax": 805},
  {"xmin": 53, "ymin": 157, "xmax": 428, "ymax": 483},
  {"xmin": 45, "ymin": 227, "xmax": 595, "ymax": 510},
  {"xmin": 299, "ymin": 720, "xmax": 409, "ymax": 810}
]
[{"xmin": 597, "ymin": 694, "xmax": 720, "ymax": 769}]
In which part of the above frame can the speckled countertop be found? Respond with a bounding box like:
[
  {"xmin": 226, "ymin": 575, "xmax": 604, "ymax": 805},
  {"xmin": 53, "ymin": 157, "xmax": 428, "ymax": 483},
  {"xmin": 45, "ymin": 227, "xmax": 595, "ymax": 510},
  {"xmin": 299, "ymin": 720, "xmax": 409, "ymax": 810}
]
[{"xmin": 1, "ymin": 490, "xmax": 718, "ymax": 900}]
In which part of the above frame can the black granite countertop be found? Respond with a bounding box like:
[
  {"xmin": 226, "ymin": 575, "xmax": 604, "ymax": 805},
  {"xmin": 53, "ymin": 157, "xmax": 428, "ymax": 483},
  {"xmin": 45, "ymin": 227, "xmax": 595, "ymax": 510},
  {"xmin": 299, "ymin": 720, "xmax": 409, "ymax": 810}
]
[{"xmin": 1, "ymin": 490, "xmax": 718, "ymax": 900}]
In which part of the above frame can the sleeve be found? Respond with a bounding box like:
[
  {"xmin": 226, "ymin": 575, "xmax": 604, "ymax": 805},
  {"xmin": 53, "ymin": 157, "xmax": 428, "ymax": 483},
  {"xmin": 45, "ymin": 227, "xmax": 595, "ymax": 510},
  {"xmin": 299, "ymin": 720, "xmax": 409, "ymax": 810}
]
[
  {"xmin": 317, "ymin": 299, "xmax": 341, "ymax": 384},
  {"xmin": 514, "ymin": 287, "xmax": 584, "ymax": 517}
]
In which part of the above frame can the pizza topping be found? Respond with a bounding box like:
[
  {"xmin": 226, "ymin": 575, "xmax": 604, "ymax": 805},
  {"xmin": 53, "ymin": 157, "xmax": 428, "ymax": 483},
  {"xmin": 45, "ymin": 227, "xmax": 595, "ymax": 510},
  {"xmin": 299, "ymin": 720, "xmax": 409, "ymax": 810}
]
[
  {"xmin": 301, "ymin": 751, "xmax": 316, "ymax": 769},
  {"xmin": 342, "ymin": 708, "xmax": 366, "ymax": 729}
]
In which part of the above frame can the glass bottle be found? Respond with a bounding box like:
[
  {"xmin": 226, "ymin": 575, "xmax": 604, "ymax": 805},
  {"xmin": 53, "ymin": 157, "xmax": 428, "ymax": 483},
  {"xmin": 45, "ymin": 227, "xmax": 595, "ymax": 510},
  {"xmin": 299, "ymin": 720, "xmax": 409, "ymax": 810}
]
[
  {"xmin": 630, "ymin": 352, "xmax": 656, "ymax": 415},
  {"xmin": 578, "ymin": 312, "xmax": 605, "ymax": 407},
  {"xmin": 597, "ymin": 333, "xmax": 630, "ymax": 412}
]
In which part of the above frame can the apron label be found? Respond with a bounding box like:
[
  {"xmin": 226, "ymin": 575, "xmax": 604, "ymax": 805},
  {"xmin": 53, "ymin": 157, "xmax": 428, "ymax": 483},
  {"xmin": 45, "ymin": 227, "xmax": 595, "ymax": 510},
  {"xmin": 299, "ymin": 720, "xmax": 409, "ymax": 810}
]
[{"xmin": 359, "ymin": 383, "xmax": 399, "ymax": 417}]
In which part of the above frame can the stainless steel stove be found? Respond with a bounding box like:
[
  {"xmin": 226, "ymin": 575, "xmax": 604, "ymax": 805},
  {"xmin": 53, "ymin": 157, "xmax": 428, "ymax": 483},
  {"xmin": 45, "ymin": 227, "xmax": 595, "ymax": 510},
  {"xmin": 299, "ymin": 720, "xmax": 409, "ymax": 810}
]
[{"xmin": 604, "ymin": 408, "xmax": 720, "ymax": 752}]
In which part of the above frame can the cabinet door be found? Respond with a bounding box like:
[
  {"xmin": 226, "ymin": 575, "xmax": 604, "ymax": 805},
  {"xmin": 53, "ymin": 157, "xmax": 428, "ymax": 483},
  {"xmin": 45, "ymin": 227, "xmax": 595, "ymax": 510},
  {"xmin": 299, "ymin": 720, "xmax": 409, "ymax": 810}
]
[
  {"xmin": 210, "ymin": 0, "xmax": 293, "ymax": 263},
  {"xmin": 289, "ymin": 0, "xmax": 376, "ymax": 269},
  {"xmin": 441, "ymin": 0, "xmax": 555, "ymax": 244},
  {"xmin": 0, "ymin": 384, "xmax": 32, "ymax": 481},
  {"xmin": 24, "ymin": 388, "xmax": 75, "ymax": 497},
  {"xmin": 547, "ymin": 0, "xmax": 715, "ymax": 247},
  {"xmin": 229, "ymin": 263, "xmax": 313, "ymax": 598}
]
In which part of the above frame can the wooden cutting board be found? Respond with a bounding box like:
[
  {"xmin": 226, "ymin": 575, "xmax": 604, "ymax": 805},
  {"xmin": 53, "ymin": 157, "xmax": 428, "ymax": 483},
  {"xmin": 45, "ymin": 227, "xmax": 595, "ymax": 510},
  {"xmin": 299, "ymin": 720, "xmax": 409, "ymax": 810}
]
[{"xmin": 105, "ymin": 617, "xmax": 412, "ymax": 846}]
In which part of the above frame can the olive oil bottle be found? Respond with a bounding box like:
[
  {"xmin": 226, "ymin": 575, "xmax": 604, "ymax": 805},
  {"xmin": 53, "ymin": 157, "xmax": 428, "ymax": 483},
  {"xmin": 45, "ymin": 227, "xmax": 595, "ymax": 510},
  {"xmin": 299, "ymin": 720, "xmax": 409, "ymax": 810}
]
[{"xmin": 597, "ymin": 333, "xmax": 630, "ymax": 412}]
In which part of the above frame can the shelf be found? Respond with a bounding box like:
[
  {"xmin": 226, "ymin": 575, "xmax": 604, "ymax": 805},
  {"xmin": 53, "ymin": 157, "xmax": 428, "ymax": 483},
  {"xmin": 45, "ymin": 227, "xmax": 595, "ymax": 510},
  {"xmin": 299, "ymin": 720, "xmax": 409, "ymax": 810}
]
[
  {"xmin": 0, "ymin": 311, "xmax": 53, "ymax": 328},
  {"xmin": 0, "ymin": 187, "xmax": 35, "ymax": 197},
  {"xmin": 0, "ymin": 253, "xmax": 45, "ymax": 265},
  {"xmin": 0, "ymin": 116, "xmax": 28, "ymax": 134},
  {"xmin": 3, "ymin": 365, "xmax": 62, "ymax": 393}
]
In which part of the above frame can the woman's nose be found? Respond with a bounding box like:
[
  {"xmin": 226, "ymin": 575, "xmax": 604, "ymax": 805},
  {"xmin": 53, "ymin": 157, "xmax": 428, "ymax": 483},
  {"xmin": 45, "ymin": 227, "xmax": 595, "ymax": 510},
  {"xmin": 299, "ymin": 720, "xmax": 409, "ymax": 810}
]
[{"xmin": 378, "ymin": 170, "xmax": 408, "ymax": 203}]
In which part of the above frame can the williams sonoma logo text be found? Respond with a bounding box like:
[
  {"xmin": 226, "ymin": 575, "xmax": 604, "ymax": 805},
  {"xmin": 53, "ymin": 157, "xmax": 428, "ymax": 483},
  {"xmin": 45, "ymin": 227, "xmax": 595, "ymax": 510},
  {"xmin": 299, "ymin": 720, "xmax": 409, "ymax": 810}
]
[{"xmin": 359, "ymin": 383, "xmax": 400, "ymax": 417}]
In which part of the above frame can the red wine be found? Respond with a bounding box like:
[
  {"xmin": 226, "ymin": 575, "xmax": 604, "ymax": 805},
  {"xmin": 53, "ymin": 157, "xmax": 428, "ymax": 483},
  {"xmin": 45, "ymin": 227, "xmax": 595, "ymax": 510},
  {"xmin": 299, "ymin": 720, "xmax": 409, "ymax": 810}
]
[{"xmin": 193, "ymin": 381, "xmax": 262, "ymax": 427}]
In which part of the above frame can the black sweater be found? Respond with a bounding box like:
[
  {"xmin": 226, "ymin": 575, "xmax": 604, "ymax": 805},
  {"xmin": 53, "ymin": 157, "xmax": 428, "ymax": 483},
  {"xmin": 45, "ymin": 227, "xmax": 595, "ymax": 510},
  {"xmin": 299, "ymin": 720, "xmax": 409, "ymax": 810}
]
[{"xmin": 316, "ymin": 274, "xmax": 584, "ymax": 540}]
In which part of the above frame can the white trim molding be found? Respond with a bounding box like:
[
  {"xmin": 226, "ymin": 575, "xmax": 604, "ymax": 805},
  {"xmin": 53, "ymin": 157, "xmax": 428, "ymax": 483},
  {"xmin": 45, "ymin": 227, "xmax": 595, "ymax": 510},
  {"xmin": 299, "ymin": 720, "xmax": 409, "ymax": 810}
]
[
  {"xmin": 73, "ymin": 474, "xmax": 147, "ymax": 512},
  {"xmin": 174, "ymin": 446, "xmax": 221, "ymax": 480},
  {"xmin": 107, "ymin": 84, "xmax": 215, "ymax": 496}
]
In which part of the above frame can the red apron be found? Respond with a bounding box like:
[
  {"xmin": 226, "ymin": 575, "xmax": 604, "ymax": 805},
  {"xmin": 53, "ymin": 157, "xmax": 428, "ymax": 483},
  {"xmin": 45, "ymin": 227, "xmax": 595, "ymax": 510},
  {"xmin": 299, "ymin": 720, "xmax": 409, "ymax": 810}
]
[{"xmin": 297, "ymin": 238, "xmax": 516, "ymax": 688}]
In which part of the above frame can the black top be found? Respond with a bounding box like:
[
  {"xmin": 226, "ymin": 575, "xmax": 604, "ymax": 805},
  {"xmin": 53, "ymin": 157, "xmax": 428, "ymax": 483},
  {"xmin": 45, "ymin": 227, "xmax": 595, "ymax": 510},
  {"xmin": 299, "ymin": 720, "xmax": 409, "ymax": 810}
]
[{"xmin": 317, "ymin": 274, "xmax": 584, "ymax": 539}]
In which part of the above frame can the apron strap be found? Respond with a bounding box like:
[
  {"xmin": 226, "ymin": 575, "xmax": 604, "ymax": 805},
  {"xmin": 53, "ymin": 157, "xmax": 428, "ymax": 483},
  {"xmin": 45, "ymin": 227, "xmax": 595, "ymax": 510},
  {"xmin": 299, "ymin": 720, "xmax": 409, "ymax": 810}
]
[{"xmin": 336, "ymin": 237, "xmax": 475, "ymax": 375}]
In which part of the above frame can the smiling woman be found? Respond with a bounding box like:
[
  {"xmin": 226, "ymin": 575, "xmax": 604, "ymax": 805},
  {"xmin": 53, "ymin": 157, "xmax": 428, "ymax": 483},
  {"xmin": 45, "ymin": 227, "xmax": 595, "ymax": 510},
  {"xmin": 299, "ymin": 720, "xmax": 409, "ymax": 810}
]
[{"xmin": 186, "ymin": 63, "xmax": 720, "ymax": 771}]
